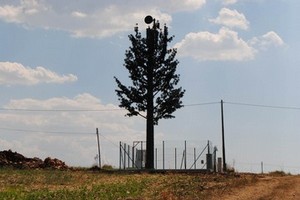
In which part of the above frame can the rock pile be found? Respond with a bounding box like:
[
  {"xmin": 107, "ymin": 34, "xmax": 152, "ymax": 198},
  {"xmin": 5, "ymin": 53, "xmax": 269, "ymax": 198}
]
[
  {"xmin": 0, "ymin": 150, "xmax": 68, "ymax": 169},
  {"xmin": 43, "ymin": 157, "xmax": 68, "ymax": 169}
]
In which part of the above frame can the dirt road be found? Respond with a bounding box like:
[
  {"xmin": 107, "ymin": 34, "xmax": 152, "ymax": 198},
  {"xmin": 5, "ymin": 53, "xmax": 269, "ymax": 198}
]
[{"xmin": 220, "ymin": 175, "xmax": 300, "ymax": 200}]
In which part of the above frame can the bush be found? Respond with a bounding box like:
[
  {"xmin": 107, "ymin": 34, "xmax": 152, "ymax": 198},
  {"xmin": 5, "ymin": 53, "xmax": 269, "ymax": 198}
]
[
  {"xmin": 269, "ymin": 170, "xmax": 291, "ymax": 176},
  {"xmin": 102, "ymin": 164, "xmax": 113, "ymax": 170}
]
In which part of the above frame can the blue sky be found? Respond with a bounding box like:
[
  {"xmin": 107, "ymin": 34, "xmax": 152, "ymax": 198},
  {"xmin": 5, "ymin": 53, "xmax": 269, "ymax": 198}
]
[{"xmin": 0, "ymin": 0, "xmax": 300, "ymax": 173}]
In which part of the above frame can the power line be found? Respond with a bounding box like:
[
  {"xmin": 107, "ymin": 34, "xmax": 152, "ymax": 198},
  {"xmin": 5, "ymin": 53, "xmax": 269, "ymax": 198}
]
[
  {"xmin": 0, "ymin": 102, "xmax": 219, "ymax": 112},
  {"xmin": 183, "ymin": 102, "xmax": 220, "ymax": 107},
  {"xmin": 0, "ymin": 126, "xmax": 120, "ymax": 147},
  {"xmin": 0, "ymin": 127, "xmax": 92, "ymax": 135},
  {"xmin": 225, "ymin": 101, "xmax": 300, "ymax": 111},
  {"xmin": 99, "ymin": 133, "xmax": 119, "ymax": 148},
  {"xmin": 0, "ymin": 108, "xmax": 125, "ymax": 112},
  {"xmin": 1, "ymin": 101, "xmax": 300, "ymax": 112}
]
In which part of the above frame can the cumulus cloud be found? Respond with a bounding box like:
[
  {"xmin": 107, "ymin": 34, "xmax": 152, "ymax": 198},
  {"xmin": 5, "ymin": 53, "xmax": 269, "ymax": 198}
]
[
  {"xmin": 0, "ymin": 93, "xmax": 145, "ymax": 166},
  {"xmin": 158, "ymin": 0, "xmax": 206, "ymax": 12},
  {"xmin": 0, "ymin": 62, "xmax": 77, "ymax": 85},
  {"xmin": 209, "ymin": 8, "xmax": 249, "ymax": 30},
  {"xmin": 250, "ymin": 31, "xmax": 285, "ymax": 50},
  {"xmin": 0, "ymin": 5, "xmax": 22, "ymax": 23},
  {"xmin": 221, "ymin": 0, "xmax": 238, "ymax": 5},
  {"xmin": 174, "ymin": 7, "xmax": 285, "ymax": 62},
  {"xmin": 174, "ymin": 27, "xmax": 256, "ymax": 61},
  {"xmin": 0, "ymin": 0, "xmax": 206, "ymax": 38},
  {"xmin": 2, "ymin": 93, "xmax": 141, "ymax": 133}
]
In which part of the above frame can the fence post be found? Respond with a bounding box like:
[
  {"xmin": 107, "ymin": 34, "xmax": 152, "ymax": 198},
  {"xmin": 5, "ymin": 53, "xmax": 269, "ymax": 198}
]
[
  {"xmin": 119, "ymin": 142, "xmax": 122, "ymax": 170},
  {"xmin": 128, "ymin": 145, "xmax": 130, "ymax": 168},
  {"xmin": 163, "ymin": 141, "xmax": 165, "ymax": 170},
  {"xmin": 123, "ymin": 143, "xmax": 126, "ymax": 169},
  {"xmin": 175, "ymin": 148, "xmax": 177, "ymax": 170},
  {"xmin": 96, "ymin": 128, "xmax": 101, "ymax": 169},
  {"xmin": 132, "ymin": 145, "xmax": 135, "ymax": 169},
  {"xmin": 141, "ymin": 142, "xmax": 143, "ymax": 169},
  {"xmin": 194, "ymin": 148, "xmax": 196, "ymax": 169},
  {"xmin": 184, "ymin": 140, "xmax": 187, "ymax": 169},
  {"xmin": 155, "ymin": 148, "xmax": 157, "ymax": 169}
]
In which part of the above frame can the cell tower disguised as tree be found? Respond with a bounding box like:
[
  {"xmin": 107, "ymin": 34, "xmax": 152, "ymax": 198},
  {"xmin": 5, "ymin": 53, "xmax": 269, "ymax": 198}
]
[{"xmin": 114, "ymin": 16, "xmax": 185, "ymax": 169}]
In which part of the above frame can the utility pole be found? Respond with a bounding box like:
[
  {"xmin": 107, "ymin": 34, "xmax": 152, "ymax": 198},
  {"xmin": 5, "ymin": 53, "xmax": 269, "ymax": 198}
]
[
  {"xmin": 145, "ymin": 15, "xmax": 158, "ymax": 169},
  {"xmin": 96, "ymin": 128, "xmax": 101, "ymax": 169},
  {"xmin": 221, "ymin": 100, "xmax": 227, "ymax": 172}
]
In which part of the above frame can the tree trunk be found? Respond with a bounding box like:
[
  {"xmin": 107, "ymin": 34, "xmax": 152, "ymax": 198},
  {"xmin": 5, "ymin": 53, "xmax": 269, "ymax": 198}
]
[
  {"xmin": 146, "ymin": 107, "xmax": 154, "ymax": 169},
  {"xmin": 145, "ymin": 26, "xmax": 155, "ymax": 169}
]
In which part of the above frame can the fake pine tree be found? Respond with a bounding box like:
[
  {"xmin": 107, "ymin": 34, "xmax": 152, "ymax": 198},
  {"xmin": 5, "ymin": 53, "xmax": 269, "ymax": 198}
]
[{"xmin": 114, "ymin": 17, "xmax": 185, "ymax": 169}]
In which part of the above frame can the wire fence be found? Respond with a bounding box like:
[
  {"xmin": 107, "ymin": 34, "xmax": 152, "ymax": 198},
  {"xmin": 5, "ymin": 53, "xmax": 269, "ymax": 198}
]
[
  {"xmin": 232, "ymin": 161, "xmax": 300, "ymax": 174},
  {"xmin": 119, "ymin": 140, "xmax": 216, "ymax": 170},
  {"xmin": 1, "ymin": 100, "xmax": 300, "ymax": 172}
]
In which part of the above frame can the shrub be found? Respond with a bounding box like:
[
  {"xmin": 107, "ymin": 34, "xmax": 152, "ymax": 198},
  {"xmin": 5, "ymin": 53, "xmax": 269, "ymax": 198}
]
[{"xmin": 102, "ymin": 164, "xmax": 113, "ymax": 170}]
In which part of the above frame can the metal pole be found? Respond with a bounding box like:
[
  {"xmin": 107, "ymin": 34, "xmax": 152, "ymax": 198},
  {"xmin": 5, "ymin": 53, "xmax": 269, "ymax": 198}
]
[
  {"xmin": 221, "ymin": 100, "xmax": 227, "ymax": 172},
  {"xmin": 163, "ymin": 141, "xmax": 165, "ymax": 170},
  {"xmin": 155, "ymin": 148, "xmax": 157, "ymax": 169},
  {"xmin": 141, "ymin": 141, "xmax": 143, "ymax": 169},
  {"xmin": 119, "ymin": 141, "xmax": 122, "ymax": 170},
  {"xmin": 96, "ymin": 128, "xmax": 101, "ymax": 169},
  {"xmin": 184, "ymin": 140, "xmax": 187, "ymax": 169},
  {"xmin": 123, "ymin": 143, "xmax": 126, "ymax": 169},
  {"xmin": 194, "ymin": 148, "xmax": 196, "ymax": 169},
  {"xmin": 175, "ymin": 148, "xmax": 177, "ymax": 170},
  {"xmin": 128, "ymin": 145, "xmax": 130, "ymax": 168},
  {"xmin": 132, "ymin": 145, "xmax": 135, "ymax": 168}
]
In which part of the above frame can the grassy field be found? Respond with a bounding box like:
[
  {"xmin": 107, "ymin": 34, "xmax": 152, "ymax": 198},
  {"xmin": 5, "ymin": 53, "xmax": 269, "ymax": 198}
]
[{"xmin": 0, "ymin": 168, "xmax": 258, "ymax": 200}]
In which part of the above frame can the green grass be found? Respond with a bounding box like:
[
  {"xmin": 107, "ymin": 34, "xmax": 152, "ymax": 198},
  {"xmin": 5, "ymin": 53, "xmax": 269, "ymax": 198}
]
[
  {"xmin": 0, "ymin": 168, "xmax": 148, "ymax": 199},
  {"xmin": 0, "ymin": 168, "xmax": 257, "ymax": 200}
]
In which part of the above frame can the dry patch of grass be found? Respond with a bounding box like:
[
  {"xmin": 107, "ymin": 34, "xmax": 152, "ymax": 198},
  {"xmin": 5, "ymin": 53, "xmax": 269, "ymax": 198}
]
[{"xmin": 0, "ymin": 168, "xmax": 258, "ymax": 199}]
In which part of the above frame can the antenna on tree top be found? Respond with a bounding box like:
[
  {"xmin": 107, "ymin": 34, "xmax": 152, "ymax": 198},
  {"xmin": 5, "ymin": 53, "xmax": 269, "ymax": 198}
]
[{"xmin": 144, "ymin": 15, "xmax": 153, "ymax": 24}]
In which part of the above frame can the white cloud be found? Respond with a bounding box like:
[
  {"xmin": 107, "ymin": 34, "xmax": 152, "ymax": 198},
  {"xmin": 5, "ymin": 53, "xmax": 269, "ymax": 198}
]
[
  {"xmin": 0, "ymin": 0, "xmax": 206, "ymax": 38},
  {"xmin": 220, "ymin": 0, "xmax": 267, "ymax": 5},
  {"xmin": 250, "ymin": 31, "xmax": 285, "ymax": 50},
  {"xmin": 0, "ymin": 62, "xmax": 77, "ymax": 86},
  {"xmin": 221, "ymin": 0, "xmax": 238, "ymax": 5},
  {"xmin": 174, "ymin": 27, "xmax": 256, "ymax": 61},
  {"xmin": 159, "ymin": 0, "xmax": 206, "ymax": 12},
  {"xmin": 209, "ymin": 8, "xmax": 249, "ymax": 30},
  {"xmin": 0, "ymin": 93, "xmax": 145, "ymax": 166},
  {"xmin": 0, "ymin": 5, "xmax": 22, "ymax": 23},
  {"xmin": 2, "ymin": 93, "xmax": 141, "ymax": 132},
  {"xmin": 70, "ymin": 7, "xmax": 172, "ymax": 38},
  {"xmin": 71, "ymin": 11, "xmax": 87, "ymax": 18}
]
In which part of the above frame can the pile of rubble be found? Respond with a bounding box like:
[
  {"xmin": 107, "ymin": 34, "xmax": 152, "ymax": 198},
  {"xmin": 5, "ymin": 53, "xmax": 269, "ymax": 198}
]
[{"xmin": 0, "ymin": 150, "xmax": 68, "ymax": 170}]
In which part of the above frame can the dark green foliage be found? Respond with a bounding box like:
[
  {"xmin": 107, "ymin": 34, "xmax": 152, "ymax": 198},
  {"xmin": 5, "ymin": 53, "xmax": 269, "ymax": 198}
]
[{"xmin": 114, "ymin": 24, "xmax": 185, "ymax": 125}]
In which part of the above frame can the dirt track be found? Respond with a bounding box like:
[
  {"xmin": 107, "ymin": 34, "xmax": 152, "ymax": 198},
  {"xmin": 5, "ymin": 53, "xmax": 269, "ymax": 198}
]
[{"xmin": 220, "ymin": 175, "xmax": 300, "ymax": 200}]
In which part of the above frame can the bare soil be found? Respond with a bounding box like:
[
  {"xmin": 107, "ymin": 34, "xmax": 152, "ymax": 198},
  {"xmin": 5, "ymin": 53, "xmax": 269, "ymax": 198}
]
[{"xmin": 218, "ymin": 175, "xmax": 300, "ymax": 200}]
